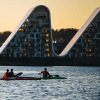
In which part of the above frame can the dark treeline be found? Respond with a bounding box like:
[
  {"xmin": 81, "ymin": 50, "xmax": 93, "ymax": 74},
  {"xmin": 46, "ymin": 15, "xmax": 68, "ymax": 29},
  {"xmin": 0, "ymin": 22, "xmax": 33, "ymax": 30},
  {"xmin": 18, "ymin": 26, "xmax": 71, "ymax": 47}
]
[
  {"xmin": 0, "ymin": 31, "xmax": 11, "ymax": 43},
  {"xmin": 52, "ymin": 28, "xmax": 79, "ymax": 43},
  {"xmin": 0, "ymin": 28, "xmax": 78, "ymax": 44}
]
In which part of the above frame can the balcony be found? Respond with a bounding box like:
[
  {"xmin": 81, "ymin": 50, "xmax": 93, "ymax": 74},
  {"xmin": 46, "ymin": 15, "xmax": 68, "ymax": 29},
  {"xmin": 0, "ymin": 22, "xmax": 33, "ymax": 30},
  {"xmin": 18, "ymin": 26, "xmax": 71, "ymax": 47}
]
[{"xmin": 36, "ymin": 16, "xmax": 46, "ymax": 19}]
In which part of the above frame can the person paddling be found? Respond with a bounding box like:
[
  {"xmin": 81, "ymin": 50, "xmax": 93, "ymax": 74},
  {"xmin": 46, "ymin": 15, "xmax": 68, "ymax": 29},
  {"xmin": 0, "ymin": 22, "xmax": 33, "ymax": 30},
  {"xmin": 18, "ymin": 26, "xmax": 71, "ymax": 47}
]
[
  {"xmin": 40, "ymin": 68, "xmax": 51, "ymax": 78},
  {"xmin": 4, "ymin": 69, "xmax": 10, "ymax": 78},
  {"xmin": 9, "ymin": 69, "xmax": 14, "ymax": 77}
]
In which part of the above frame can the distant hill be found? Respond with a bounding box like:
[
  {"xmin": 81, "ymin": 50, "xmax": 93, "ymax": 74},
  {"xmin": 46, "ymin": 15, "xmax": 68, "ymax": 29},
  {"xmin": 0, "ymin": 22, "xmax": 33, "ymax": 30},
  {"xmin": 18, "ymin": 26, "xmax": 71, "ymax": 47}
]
[
  {"xmin": 0, "ymin": 31, "xmax": 11, "ymax": 43},
  {"xmin": 52, "ymin": 28, "xmax": 78, "ymax": 43}
]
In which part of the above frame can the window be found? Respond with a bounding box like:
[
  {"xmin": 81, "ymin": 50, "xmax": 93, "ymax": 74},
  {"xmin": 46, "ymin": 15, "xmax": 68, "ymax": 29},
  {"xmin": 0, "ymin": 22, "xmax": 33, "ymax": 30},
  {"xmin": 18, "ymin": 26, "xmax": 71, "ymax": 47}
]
[
  {"xmin": 5, "ymin": 49, "xmax": 7, "ymax": 52},
  {"xmin": 25, "ymin": 29, "xmax": 29, "ymax": 32},
  {"xmin": 29, "ymin": 44, "xmax": 31, "ymax": 46},
  {"xmin": 29, "ymin": 39, "xmax": 31, "ymax": 41},
  {"xmin": 45, "ymin": 29, "xmax": 48, "ymax": 32},
  {"xmin": 46, "ymin": 34, "xmax": 49, "ymax": 37},
  {"xmin": 19, "ymin": 29, "xmax": 22, "ymax": 32},
  {"xmin": 46, "ymin": 39, "xmax": 49, "ymax": 42},
  {"xmin": 24, "ymin": 39, "xmax": 27, "ymax": 42},
  {"xmin": 24, "ymin": 53, "xmax": 26, "ymax": 57},
  {"xmin": 33, "ymin": 23, "xmax": 35, "ymax": 27},
  {"xmin": 98, "ymin": 34, "xmax": 100, "ymax": 38},
  {"xmin": 89, "ymin": 49, "xmax": 92, "ymax": 52},
  {"xmin": 11, "ymin": 38, "xmax": 14, "ymax": 42},
  {"xmin": 38, "ymin": 29, "xmax": 40, "ymax": 32},
  {"xmin": 88, "ymin": 39, "xmax": 92, "ymax": 42},
  {"xmin": 88, "ymin": 54, "xmax": 92, "ymax": 57},
  {"xmin": 46, "ymin": 44, "xmax": 49, "ymax": 47},
  {"xmin": 27, "ymin": 19, "xmax": 29, "ymax": 22},
  {"xmin": 46, "ymin": 48, "xmax": 49, "ymax": 52},
  {"xmin": 47, "ymin": 53, "xmax": 50, "ymax": 57},
  {"xmin": 25, "ymin": 24, "xmax": 27, "ymax": 27},
  {"xmin": 22, "ymin": 29, "xmax": 24, "ymax": 32},
  {"xmin": 43, "ymin": 34, "xmax": 45, "ymax": 36},
  {"xmin": 21, "ymin": 39, "xmax": 24, "ymax": 42},
  {"xmin": 69, "ymin": 54, "xmax": 70, "ymax": 58},
  {"xmin": 30, "ymin": 34, "xmax": 34, "ymax": 37},
  {"xmin": 86, "ymin": 29, "xmax": 90, "ymax": 33},
  {"xmin": 34, "ymin": 29, "xmax": 36, "ymax": 32},
  {"xmin": 37, "ymin": 39, "xmax": 40, "ymax": 42},
  {"xmin": 36, "ymin": 34, "xmax": 39, "ymax": 37},
  {"xmin": 89, "ymin": 24, "xmax": 93, "ymax": 27},
  {"xmin": 24, "ymin": 48, "xmax": 26, "ymax": 51},
  {"xmin": 22, "ymin": 24, "xmax": 24, "ymax": 27}
]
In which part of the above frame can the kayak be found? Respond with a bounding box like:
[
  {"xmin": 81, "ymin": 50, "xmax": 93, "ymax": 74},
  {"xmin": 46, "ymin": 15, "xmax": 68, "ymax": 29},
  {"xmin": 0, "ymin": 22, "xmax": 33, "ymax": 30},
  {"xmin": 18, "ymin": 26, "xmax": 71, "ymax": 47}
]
[
  {"xmin": 0, "ymin": 76, "xmax": 67, "ymax": 80},
  {"xmin": 37, "ymin": 77, "xmax": 67, "ymax": 79},
  {"xmin": 0, "ymin": 77, "xmax": 41, "ymax": 80}
]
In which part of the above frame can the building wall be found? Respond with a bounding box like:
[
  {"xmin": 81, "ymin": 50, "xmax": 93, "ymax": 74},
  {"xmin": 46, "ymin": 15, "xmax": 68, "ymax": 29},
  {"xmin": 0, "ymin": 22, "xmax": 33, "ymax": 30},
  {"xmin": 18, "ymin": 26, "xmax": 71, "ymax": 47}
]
[
  {"xmin": 1, "ymin": 5, "xmax": 53, "ymax": 58},
  {"xmin": 68, "ymin": 11, "xmax": 100, "ymax": 58},
  {"xmin": 0, "ymin": 6, "xmax": 100, "ymax": 59}
]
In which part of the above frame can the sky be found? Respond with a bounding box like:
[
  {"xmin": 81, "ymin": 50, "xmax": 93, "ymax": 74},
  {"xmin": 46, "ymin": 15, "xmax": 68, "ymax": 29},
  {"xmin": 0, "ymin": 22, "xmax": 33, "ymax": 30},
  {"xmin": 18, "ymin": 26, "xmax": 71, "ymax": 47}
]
[{"xmin": 0, "ymin": 0, "xmax": 100, "ymax": 32}]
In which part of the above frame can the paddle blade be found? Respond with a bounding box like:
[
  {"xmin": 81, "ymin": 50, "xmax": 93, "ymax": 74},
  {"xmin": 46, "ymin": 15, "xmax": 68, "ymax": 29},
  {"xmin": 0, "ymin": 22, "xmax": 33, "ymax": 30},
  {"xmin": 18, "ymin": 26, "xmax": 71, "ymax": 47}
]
[{"xmin": 15, "ymin": 72, "xmax": 23, "ymax": 77}]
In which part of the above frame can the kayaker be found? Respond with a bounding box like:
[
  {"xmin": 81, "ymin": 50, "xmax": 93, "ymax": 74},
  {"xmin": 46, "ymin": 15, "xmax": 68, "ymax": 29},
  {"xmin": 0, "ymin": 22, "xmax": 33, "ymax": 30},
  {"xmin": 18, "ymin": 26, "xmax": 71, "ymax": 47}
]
[
  {"xmin": 9, "ymin": 69, "xmax": 14, "ymax": 77},
  {"xmin": 4, "ymin": 69, "xmax": 10, "ymax": 78},
  {"xmin": 40, "ymin": 68, "xmax": 51, "ymax": 77}
]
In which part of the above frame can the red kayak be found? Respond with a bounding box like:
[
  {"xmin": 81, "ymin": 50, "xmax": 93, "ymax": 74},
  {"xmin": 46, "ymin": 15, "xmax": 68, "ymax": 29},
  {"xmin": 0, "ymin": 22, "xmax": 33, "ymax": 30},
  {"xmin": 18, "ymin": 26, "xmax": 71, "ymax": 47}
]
[{"xmin": 0, "ymin": 77, "xmax": 41, "ymax": 80}]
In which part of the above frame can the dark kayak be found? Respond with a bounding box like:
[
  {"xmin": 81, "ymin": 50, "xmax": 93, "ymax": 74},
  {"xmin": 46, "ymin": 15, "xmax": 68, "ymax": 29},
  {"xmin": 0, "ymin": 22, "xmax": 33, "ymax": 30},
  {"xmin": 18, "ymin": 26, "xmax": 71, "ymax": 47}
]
[{"xmin": 0, "ymin": 76, "xmax": 67, "ymax": 80}]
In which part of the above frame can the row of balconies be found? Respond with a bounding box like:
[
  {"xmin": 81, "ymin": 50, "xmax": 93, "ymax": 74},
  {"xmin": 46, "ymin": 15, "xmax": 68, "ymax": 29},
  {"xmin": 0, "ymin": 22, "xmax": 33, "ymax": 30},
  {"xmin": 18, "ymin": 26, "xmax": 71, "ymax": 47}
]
[
  {"xmin": 76, "ymin": 38, "xmax": 100, "ymax": 44},
  {"xmin": 2, "ymin": 53, "xmax": 51, "ymax": 57},
  {"xmin": 27, "ymin": 18, "xmax": 49, "ymax": 24},
  {"xmin": 18, "ymin": 28, "xmax": 50, "ymax": 33}
]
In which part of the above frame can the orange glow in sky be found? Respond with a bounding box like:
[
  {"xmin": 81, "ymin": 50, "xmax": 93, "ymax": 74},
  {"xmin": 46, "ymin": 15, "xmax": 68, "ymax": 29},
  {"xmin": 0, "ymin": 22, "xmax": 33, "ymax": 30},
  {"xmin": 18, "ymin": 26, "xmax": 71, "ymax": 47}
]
[{"xmin": 0, "ymin": 0, "xmax": 100, "ymax": 32}]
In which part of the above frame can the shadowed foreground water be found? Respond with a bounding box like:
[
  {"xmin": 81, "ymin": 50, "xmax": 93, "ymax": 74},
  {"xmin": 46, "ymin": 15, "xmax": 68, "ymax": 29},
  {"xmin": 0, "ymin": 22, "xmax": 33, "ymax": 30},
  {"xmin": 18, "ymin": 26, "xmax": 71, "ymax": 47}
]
[{"xmin": 0, "ymin": 66, "xmax": 100, "ymax": 100}]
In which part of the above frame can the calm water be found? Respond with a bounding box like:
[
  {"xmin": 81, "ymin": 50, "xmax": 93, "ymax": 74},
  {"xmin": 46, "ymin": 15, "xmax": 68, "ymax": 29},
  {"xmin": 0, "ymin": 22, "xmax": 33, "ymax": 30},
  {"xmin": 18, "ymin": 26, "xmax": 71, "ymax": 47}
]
[{"xmin": 0, "ymin": 66, "xmax": 100, "ymax": 100}]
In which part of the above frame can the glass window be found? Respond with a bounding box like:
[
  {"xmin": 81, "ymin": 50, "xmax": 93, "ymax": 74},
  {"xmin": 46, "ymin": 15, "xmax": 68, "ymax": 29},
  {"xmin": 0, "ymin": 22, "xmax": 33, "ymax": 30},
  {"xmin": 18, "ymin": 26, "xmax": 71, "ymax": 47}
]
[
  {"xmin": 88, "ymin": 39, "xmax": 92, "ymax": 42},
  {"xmin": 88, "ymin": 54, "xmax": 92, "ymax": 57},
  {"xmin": 46, "ymin": 34, "xmax": 49, "ymax": 37},
  {"xmin": 24, "ymin": 53, "xmax": 26, "ymax": 57},
  {"xmin": 43, "ymin": 34, "xmax": 45, "ymax": 36},
  {"xmin": 46, "ymin": 44, "xmax": 49, "ymax": 47},
  {"xmin": 22, "ymin": 29, "xmax": 24, "ymax": 32},
  {"xmin": 5, "ymin": 49, "xmax": 7, "ymax": 52},
  {"xmin": 46, "ymin": 48, "xmax": 49, "ymax": 52},
  {"xmin": 24, "ymin": 48, "xmax": 26, "ymax": 51},
  {"xmin": 29, "ymin": 44, "xmax": 31, "ymax": 46},
  {"xmin": 29, "ymin": 39, "xmax": 31, "ymax": 41},
  {"xmin": 45, "ymin": 29, "xmax": 48, "ymax": 32},
  {"xmin": 89, "ymin": 49, "xmax": 92, "ymax": 52},
  {"xmin": 46, "ymin": 39, "xmax": 49, "ymax": 42},
  {"xmin": 47, "ymin": 53, "xmax": 50, "ymax": 57},
  {"xmin": 24, "ymin": 39, "xmax": 27, "ymax": 42}
]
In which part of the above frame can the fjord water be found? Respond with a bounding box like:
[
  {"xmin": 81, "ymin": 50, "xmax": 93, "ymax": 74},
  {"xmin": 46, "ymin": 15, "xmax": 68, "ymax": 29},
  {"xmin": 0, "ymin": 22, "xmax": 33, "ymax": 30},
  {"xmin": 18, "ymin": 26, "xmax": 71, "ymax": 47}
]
[{"xmin": 0, "ymin": 66, "xmax": 100, "ymax": 100}]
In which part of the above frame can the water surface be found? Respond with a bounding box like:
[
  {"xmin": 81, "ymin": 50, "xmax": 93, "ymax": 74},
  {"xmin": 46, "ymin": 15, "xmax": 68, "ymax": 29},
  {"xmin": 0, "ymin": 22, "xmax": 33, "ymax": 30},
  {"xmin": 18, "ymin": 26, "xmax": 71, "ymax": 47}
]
[{"xmin": 0, "ymin": 66, "xmax": 100, "ymax": 100}]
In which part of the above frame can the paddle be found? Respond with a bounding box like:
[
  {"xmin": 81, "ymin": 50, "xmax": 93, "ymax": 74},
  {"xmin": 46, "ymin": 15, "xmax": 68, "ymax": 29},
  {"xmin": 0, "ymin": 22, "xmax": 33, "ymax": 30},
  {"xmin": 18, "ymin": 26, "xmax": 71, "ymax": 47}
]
[{"xmin": 14, "ymin": 72, "xmax": 23, "ymax": 77}]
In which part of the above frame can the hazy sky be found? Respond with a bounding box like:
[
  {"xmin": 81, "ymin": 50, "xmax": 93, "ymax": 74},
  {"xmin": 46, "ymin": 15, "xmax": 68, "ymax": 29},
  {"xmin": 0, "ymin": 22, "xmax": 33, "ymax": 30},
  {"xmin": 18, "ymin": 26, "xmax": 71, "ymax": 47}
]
[{"xmin": 0, "ymin": 0, "xmax": 100, "ymax": 32}]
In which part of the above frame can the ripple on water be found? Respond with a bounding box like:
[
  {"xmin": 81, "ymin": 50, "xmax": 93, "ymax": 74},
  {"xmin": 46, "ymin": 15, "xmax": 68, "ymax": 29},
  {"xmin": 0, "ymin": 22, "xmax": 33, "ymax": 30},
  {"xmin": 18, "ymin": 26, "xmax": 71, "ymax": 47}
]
[{"xmin": 0, "ymin": 66, "xmax": 100, "ymax": 100}]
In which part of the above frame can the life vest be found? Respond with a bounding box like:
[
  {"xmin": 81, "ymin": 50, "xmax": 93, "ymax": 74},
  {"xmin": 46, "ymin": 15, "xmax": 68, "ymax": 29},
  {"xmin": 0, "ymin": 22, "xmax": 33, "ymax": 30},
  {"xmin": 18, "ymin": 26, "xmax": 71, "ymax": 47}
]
[
  {"xmin": 4, "ymin": 73, "xmax": 7, "ymax": 78},
  {"xmin": 43, "ymin": 72, "xmax": 46, "ymax": 76}
]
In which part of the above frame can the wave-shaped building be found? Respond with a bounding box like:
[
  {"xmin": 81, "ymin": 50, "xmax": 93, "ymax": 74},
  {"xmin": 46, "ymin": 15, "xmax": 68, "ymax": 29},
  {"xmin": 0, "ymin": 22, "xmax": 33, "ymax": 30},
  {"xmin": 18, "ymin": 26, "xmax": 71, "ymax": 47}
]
[
  {"xmin": 0, "ymin": 5, "xmax": 100, "ymax": 65},
  {"xmin": 0, "ymin": 5, "xmax": 53, "ymax": 58}
]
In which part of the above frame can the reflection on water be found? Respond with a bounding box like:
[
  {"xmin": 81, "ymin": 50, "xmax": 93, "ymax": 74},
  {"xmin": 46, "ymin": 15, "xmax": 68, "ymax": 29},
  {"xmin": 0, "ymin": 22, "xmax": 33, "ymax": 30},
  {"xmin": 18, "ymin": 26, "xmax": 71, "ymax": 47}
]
[{"xmin": 0, "ymin": 66, "xmax": 100, "ymax": 100}]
